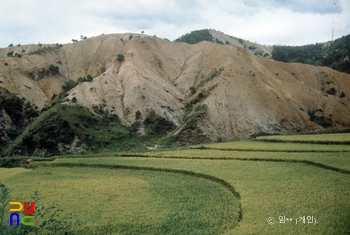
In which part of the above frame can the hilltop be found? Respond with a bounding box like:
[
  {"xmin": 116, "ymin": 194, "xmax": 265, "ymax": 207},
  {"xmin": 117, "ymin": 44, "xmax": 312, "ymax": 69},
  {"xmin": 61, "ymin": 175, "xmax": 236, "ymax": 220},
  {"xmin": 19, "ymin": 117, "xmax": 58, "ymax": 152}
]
[
  {"xmin": 175, "ymin": 29, "xmax": 350, "ymax": 74},
  {"xmin": 272, "ymin": 34, "xmax": 350, "ymax": 74},
  {"xmin": 0, "ymin": 31, "xmax": 350, "ymax": 156},
  {"xmin": 175, "ymin": 29, "xmax": 272, "ymax": 58}
]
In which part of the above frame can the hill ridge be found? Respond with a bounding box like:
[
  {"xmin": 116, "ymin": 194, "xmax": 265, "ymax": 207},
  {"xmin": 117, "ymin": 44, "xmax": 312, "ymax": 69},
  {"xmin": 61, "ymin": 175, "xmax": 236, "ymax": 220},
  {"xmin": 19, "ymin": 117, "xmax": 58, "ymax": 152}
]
[{"xmin": 1, "ymin": 32, "xmax": 350, "ymax": 156}]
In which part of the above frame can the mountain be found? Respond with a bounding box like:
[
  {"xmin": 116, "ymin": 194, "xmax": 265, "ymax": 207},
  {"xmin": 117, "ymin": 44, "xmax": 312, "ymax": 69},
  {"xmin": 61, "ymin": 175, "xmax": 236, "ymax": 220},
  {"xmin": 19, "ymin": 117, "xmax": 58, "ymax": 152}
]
[
  {"xmin": 175, "ymin": 29, "xmax": 272, "ymax": 57},
  {"xmin": 1, "ymin": 32, "xmax": 350, "ymax": 156},
  {"xmin": 272, "ymin": 34, "xmax": 350, "ymax": 74}
]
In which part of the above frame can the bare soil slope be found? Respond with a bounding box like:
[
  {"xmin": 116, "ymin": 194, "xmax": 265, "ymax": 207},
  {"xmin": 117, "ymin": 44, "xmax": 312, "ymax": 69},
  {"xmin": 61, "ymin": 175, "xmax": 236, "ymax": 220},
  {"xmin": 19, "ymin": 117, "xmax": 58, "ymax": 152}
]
[{"xmin": 1, "ymin": 33, "xmax": 349, "ymax": 145}]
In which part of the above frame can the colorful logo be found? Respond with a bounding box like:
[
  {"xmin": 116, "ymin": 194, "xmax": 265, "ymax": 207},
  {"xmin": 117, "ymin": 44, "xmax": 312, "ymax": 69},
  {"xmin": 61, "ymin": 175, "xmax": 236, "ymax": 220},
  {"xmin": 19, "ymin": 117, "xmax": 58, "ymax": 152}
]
[{"xmin": 9, "ymin": 202, "xmax": 35, "ymax": 226}]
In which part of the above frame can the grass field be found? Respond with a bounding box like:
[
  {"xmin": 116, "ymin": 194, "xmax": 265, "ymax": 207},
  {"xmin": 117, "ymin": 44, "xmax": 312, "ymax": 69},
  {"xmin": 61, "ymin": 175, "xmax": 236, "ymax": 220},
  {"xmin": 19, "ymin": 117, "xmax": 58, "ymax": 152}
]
[
  {"xmin": 0, "ymin": 167, "xmax": 239, "ymax": 234},
  {"xmin": 256, "ymin": 133, "xmax": 350, "ymax": 144},
  {"xmin": 192, "ymin": 140, "xmax": 350, "ymax": 151},
  {"xmin": 1, "ymin": 133, "xmax": 350, "ymax": 234},
  {"xmin": 114, "ymin": 149, "xmax": 350, "ymax": 172}
]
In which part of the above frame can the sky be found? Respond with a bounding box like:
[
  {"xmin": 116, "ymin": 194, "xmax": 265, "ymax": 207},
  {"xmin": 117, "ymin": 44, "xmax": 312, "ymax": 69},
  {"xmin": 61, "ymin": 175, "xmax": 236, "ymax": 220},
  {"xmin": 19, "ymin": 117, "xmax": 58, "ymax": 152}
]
[{"xmin": 0, "ymin": 0, "xmax": 349, "ymax": 48}]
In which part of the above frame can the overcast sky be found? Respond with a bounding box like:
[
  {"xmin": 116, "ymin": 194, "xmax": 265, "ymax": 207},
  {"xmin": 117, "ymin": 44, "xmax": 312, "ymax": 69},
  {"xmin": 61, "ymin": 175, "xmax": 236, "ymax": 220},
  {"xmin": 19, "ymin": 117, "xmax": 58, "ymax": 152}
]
[{"xmin": 0, "ymin": 0, "xmax": 349, "ymax": 48}]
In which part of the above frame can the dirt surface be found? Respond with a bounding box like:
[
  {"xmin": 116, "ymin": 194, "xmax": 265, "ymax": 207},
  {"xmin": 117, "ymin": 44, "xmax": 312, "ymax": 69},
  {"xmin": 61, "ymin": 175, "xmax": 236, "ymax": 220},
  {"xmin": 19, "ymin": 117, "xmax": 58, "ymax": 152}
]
[{"xmin": 1, "ymin": 33, "xmax": 349, "ymax": 142}]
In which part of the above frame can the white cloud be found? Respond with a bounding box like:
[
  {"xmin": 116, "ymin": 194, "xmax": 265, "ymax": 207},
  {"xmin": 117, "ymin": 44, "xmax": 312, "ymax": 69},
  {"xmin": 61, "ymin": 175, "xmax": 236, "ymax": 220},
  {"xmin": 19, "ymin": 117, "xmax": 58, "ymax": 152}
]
[
  {"xmin": 231, "ymin": 9, "xmax": 338, "ymax": 45},
  {"xmin": 254, "ymin": 0, "xmax": 341, "ymax": 14},
  {"xmin": 0, "ymin": 0, "xmax": 348, "ymax": 47},
  {"xmin": 334, "ymin": 0, "xmax": 350, "ymax": 38}
]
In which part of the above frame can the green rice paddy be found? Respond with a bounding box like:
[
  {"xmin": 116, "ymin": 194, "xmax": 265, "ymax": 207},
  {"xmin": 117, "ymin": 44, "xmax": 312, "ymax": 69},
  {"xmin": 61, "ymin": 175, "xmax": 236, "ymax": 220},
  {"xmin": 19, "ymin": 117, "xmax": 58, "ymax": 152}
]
[{"xmin": 1, "ymin": 133, "xmax": 349, "ymax": 234}]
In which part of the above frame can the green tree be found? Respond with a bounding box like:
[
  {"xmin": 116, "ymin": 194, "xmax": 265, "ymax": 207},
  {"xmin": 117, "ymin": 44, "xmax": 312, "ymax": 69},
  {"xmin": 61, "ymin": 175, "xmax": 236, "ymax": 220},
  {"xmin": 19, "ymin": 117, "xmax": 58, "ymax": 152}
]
[
  {"xmin": 1, "ymin": 95, "xmax": 25, "ymax": 126},
  {"xmin": 174, "ymin": 29, "xmax": 214, "ymax": 44},
  {"xmin": 135, "ymin": 110, "xmax": 142, "ymax": 120},
  {"xmin": 86, "ymin": 74, "xmax": 93, "ymax": 82},
  {"xmin": 117, "ymin": 54, "xmax": 125, "ymax": 61},
  {"xmin": 189, "ymin": 86, "xmax": 196, "ymax": 94},
  {"xmin": 49, "ymin": 64, "xmax": 60, "ymax": 75},
  {"xmin": 100, "ymin": 67, "xmax": 107, "ymax": 74},
  {"xmin": 215, "ymin": 38, "xmax": 224, "ymax": 44},
  {"xmin": 62, "ymin": 79, "xmax": 78, "ymax": 92},
  {"xmin": 272, "ymin": 35, "xmax": 350, "ymax": 74},
  {"xmin": 78, "ymin": 77, "xmax": 86, "ymax": 83}
]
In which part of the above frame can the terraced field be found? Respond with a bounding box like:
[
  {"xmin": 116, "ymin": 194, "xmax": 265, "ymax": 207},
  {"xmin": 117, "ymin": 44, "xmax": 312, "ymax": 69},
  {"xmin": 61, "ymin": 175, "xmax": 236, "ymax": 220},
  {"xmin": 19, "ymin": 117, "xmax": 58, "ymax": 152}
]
[
  {"xmin": 0, "ymin": 167, "xmax": 240, "ymax": 234},
  {"xmin": 1, "ymin": 133, "xmax": 350, "ymax": 234},
  {"xmin": 256, "ymin": 133, "xmax": 350, "ymax": 144}
]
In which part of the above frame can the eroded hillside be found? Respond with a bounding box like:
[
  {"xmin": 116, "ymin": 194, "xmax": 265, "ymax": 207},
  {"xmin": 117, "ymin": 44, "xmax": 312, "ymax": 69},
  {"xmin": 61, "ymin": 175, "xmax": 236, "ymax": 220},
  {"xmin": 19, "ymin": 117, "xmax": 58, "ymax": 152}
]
[{"xmin": 1, "ymin": 33, "xmax": 349, "ymax": 155}]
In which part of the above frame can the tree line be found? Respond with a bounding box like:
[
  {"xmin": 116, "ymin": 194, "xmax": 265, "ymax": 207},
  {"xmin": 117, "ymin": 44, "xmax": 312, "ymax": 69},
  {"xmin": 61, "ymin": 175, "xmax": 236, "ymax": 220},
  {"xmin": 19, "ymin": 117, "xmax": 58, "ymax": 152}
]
[{"xmin": 272, "ymin": 34, "xmax": 350, "ymax": 74}]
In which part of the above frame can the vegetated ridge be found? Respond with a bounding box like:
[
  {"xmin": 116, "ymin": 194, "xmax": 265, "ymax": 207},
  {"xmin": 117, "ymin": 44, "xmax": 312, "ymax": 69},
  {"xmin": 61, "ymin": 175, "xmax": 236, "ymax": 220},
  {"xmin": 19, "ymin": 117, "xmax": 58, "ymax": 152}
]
[
  {"xmin": 0, "ymin": 30, "xmax": 350, "ymax": 156},
  {"xmin": 272, "ymin": 34, "xmax": 350, "ymax": 74},
  {"xmin": 175, "ymin": 29, "xmax": 272, "ymax": 58}
]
